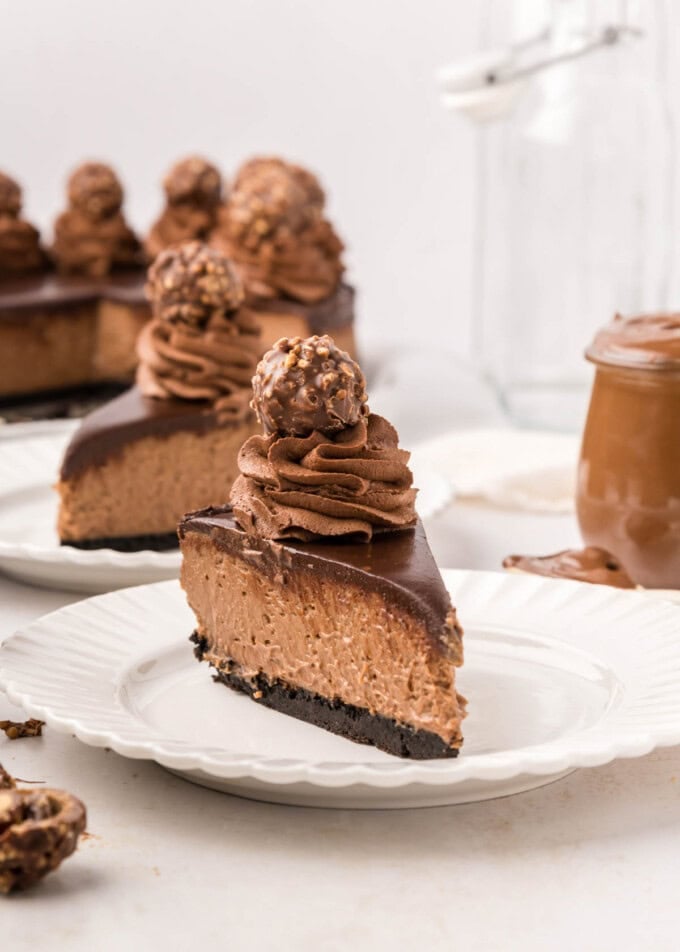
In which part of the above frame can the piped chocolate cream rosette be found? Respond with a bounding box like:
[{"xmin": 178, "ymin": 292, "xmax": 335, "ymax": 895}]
[
  {"xmin": 51, "ymin": 162, "xmax": 143, "ymax": 276},
  {"xmin": 0, "ymin": 171, "xmax": 46, "ymax": 276},
  {"xmin": 137, "ymin": 241, "xmax": 261, "ymax": 421},
  {"xmin": 146, "ymin": 156, "xmax": 225, "ymax": 260},
  {"xmin": 211, "ymin": 157, "xmax": 344, "ymax": 305},
  {"xmin": 230, "ymin": 335, "xmax": 418, "ymax": 540}
]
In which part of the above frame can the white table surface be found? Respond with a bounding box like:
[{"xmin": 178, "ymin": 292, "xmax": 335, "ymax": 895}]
[
  {"xmin": 2, "ymin": 497, "xmax": 680, "ymax": 952},
  {"xmin": 2, "ymin": 355, "xmax": 680, "ymax": 952}
]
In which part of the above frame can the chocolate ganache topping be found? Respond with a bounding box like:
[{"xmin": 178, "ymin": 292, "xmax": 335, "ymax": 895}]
[
  {"xmin": 146, "ymin": 156, "xmax": 225, "ymax": 260},
  {"xmin": 212, "ymin": 156, "xmax": 344, "ymax": 304},
  {"xmin": 0, "ymin": 171, "xmax": 45, "ymax": 276},
  {"xmin": 230, "ymin": 335, "xmax": 417, "ymax": 541},
  {"xmin": 51, "ymin": 162, "xmax": 142, "ymax": 276},
  {"xmin": 137, "ymin": 241, "xmax": 260, "ymax": 421}
]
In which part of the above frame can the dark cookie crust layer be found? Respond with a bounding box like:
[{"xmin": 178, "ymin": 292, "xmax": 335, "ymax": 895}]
[
  {"xmin": 61, "ymin": 532, "xmax": 178, "ymax": 552},
  {"xmin": 190, "ymin": 632, "xmax": 458, "ymax": 760}
]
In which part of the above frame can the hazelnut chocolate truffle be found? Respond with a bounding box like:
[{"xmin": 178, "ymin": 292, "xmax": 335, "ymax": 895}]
[
  {"xmin": 233, "ymin": 155, "xmax": 325, "ymax": 209},
  {"xmin": 252, "ymin": 334, "xmax": 368, "ymax": 437},
  {"xmin": 211, "ymin": 156, "xmax": 344, "ymax": 304},
  {"xmin": 0, "ymin": 172, "xmax": 22, "ymax": 217},
  {"xmin": 146, "ymin": 239, "xmax": 244, "ymax": 327},
  {"xmin": 51, "ymin": 162, "xmax": 142, "ymax": 276},
  {"xmin": 165, "ymin": 156, "xmax": 223, "ymax": 208},
  {"xmin": 146, "ymin": 156, "xmax": 225, "ymax": 260},
  {"xmin": 68, "ymin": 162, "xmax": 124, "ymax": 220},
  {"xmin": 0, "ymin": 785, "xmax": 87, "ymax": 893},
  {"xmin": 0, "ymin": 171, "xmax": 45, "ymax": 275}
]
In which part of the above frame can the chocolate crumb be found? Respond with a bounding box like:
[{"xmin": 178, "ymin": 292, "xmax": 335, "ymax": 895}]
[
  {"xmin": 0, "ymin": 764, "xmax": 15, "ymax": 789},
  {"xmin": 0, "ymin": 718, "xmax": 44, "ymax": 740}
]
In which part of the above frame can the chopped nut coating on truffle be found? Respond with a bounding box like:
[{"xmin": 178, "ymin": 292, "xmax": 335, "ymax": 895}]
[{"xmin": 252, "ymin": 334, "xmax": 368, "ymax": 436}]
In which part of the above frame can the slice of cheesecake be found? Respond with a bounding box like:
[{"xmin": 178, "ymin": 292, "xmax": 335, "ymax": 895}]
[
  {"xmin": 56, "ymin": 241, "xmax": 261, "ymax": 551},
  {"xmin": 0, "ymin": 164, "xmax": 149, "ymax": 419},
  {"xmin": 180, "ymin": 507, "xmax": 464, "ymax": 758},
  {"xmin": 179, "ymin": 335, "xmax": 465, "ymax": 758},
  {"xmin": 57, "ymin": 387, "xmax": 258, "ymax": 550}
]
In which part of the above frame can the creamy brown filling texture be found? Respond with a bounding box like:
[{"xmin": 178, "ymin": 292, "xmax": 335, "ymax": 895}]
[
  {"xmin": 57, "ymin": 422, "xmax": 257, "ymax": 542},
  {"xmin": 0, "ymin": 300, "xmax": 148, "ymax": 398},
  {"xmin": 251, "ymin": 307, "xmax": 356, "ymax": 360},
  {"xmin": 181, "ymin": 531, "xmax": 465, "ymax": 747}
]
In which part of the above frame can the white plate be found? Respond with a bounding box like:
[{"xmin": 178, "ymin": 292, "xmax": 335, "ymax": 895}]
[
  {"xmin": 0, "ymin": 417, "xmax": 80, "ymax": 442},
  {"xmin": 2, "ymin": 570, "xmax": 680, "ymax": 809},
  {"xmin": 411, "ymin": 428, "xmax": 580, "ymax": 513},
  {"xmin": 0, "ymin": 432, "xmax": 453, "ymax": 594},
  {"xmin": 0, "ymin": 434, "xmax": 180, "ymax": 593}
]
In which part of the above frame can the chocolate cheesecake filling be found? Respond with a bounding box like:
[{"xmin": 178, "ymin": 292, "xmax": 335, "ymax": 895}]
[
  {"xmin": 59, "ymin": 386, "xmax": 221, "ymax": 480},
  {"xmin": 180, "ymin": 508, "xmax": 465, "ymax": 754},
  {"xmin": 191, "ymin": 632, "xmax": 460, "ymax": 760}
]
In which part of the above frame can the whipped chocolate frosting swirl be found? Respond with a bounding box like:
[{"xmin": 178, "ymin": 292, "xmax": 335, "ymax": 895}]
[
  {"xmin": 137, "ymin": 241, "xmax": 260, "ymax": 420},
  {"xmin": 51, "ymin": 162, "xmax": 142, "ymax": 277},
  {"xmin": 231, "ymin": 414, "xmax": 417, "ymax": 541},
  {"xmin": 232, "ymin": 334, "xmax": 416, "ymax": 541},
  {"xmin": 0, "ymin": 172, "xmax": 45, "ymax": 276},
  {"xmin": 212, "ymin": 156, "xmax": 344, "ymax": 304}
]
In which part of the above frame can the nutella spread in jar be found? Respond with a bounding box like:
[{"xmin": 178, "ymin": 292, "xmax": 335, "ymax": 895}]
[{"xmin": 576, "ymin": 314, "xmax": 680, "ymax": 588}]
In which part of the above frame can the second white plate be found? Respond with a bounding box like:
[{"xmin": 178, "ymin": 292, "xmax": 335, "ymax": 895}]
[
  {"xmin": 2, "ymin": 570, "xmax": 680, "ymax": 809},
  {"xmin": 0, "ymin": 432, "xmax": 453, "ymax": 593}
]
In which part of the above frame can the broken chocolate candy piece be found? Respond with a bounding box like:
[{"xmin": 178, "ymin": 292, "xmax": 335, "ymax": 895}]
[
  {"xmin": 0, "ymin": 787, "xmax": 86, "ymax": 893},
  {"xmin": 0, "ymin": 718, "xmax": 44, "ymax": 740}
]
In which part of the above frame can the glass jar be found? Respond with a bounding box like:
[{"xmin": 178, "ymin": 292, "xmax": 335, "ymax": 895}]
[
  {"xmin": 576, "ymin": 316, "xmax": 680, "ymax": 588},
  {"xmin": 468, "ymin": 0, "xmax": 675, "ymax": 430}
]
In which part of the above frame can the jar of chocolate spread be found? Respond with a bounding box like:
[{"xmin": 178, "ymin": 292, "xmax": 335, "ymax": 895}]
[{"xmin": 576, "ymin": 314, "xmax": 680, "ymax": 588}]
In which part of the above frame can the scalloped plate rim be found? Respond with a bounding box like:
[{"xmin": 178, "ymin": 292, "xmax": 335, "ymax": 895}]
[{"xmin": 2, "ymin": 571, "xmax": 680, "ymax": 798}]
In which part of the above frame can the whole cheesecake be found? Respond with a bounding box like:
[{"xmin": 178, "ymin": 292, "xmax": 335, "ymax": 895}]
[
  {"xmin": 180, "ymin": 335, "xmax": 466, "ymax": 758},
  {"xmin": 0, "ymin": 164, "xmax": 149, "ymax": 418},
  {"xmin": 56, "ymin": 242, "xmax": 260, "ymax": 550}
]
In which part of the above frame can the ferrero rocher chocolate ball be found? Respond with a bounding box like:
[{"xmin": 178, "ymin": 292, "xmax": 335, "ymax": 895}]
[
  {"xmin": 252, "ymin": 335, "xmax": 368, "ymax": 437},
  {"xmin": 67, "ymin": 163, "xmax": 123, "ymax": 220},
  {"xmin": 0, "ymin": 173, "xmax": 22, "ymax": 217},
  {"xmin": 164, "ymin": 156, "xmax": 222, "ymax": 209},
  {"xmin": 234, "ymin": 156, "xmax": 325, "ymax": 209},
  {"xmin": 146, "ymin": 240, "xmax": 244, "ymax": 327}
]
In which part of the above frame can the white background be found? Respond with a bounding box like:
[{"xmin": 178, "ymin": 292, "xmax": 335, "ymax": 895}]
[
  {"xmin": 3, "ymin": 1, "xmax": 680, "ymax": 375},
  {"xmin": 2, "ymin": 0, "xmax": 479, "ymax": 356}
]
